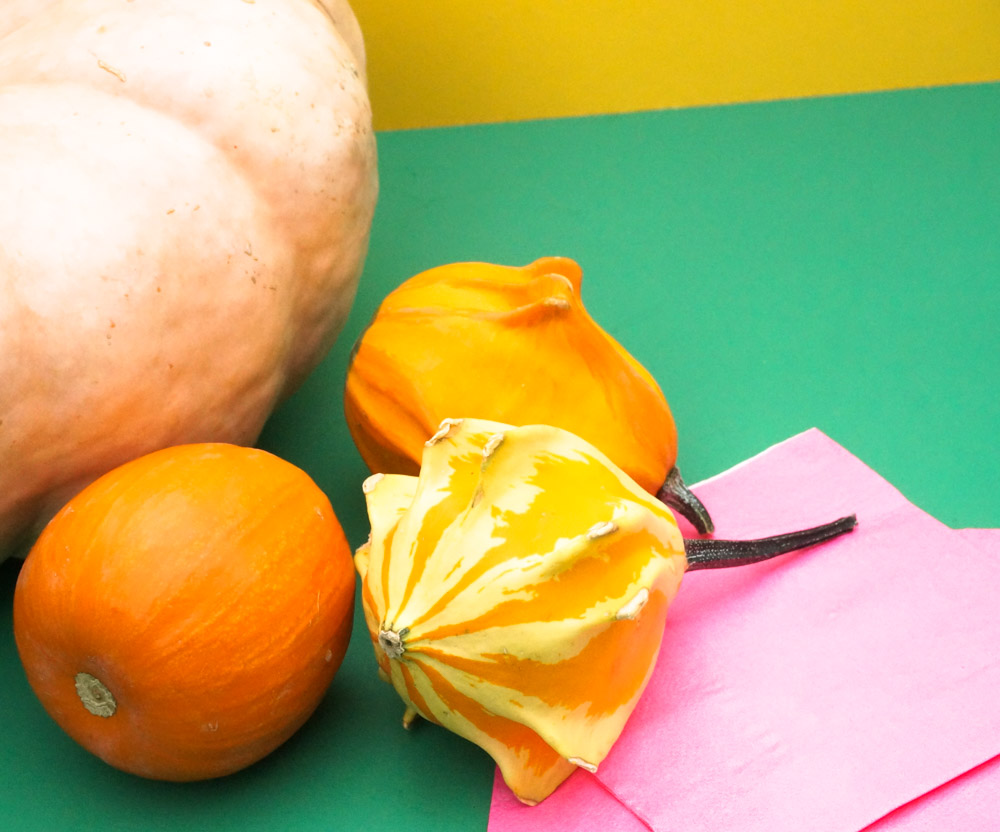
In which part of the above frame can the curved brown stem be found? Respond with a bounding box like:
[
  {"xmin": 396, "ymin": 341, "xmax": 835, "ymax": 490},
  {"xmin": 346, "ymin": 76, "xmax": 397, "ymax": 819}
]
[
  {"xmin": 684, "ymin": 514, "xmax": 857, "ymax": 571},
  {"xmin": 656, "ymin": 466, "xmax": 715, "ymax": 535}
]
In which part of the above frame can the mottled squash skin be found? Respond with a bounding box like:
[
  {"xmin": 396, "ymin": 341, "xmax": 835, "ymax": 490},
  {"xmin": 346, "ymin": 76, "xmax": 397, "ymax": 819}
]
[
  {"xmin": 0, "ymin": 0, "xmax": 378, "ymax": 559},
  {"xmin": 356, "ymin": 418, "xmax": 688, "ymax": 805}
]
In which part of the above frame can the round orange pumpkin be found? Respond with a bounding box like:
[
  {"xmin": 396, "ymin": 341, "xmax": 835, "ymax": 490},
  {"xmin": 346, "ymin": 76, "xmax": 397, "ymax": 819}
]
[{"xmin": 13, "ymin": 443, "xmax": 355, "ymax": 781}]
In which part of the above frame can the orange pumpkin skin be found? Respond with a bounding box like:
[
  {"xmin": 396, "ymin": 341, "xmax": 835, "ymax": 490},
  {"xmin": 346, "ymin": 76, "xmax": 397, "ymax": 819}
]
[
  {"xmin": 13, "ymin": 443, "xmax": 355, "ymax": 781},
  {"xmin": 345, "ymin": 257, "xmax": 679, "ymax": 494}
]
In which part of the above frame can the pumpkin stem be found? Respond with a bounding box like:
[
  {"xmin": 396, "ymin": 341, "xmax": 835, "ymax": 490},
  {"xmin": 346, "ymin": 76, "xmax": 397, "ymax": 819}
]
[
  {"xmin": 684, "ymin": 514, "xmax": 857, "ymax": 571},
  {"xmin": 75, "ymin": 672, "xmax": 117, "ymax": 718},
  {"xmin": 656, "ymin": 466, "xmax": 715, "ymax": 535}
]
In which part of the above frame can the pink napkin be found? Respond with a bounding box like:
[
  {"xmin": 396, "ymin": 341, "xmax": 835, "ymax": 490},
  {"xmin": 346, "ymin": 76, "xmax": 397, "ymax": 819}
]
[{"xmin": 488, "ymin": 429, "xmax": 1000, "ymax": 832}]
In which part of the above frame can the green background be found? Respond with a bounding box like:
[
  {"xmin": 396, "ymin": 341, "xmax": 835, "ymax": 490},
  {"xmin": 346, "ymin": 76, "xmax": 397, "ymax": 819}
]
[{"xmin": 2, "ymin": 82, "xmax": 998, "ymax": 830}]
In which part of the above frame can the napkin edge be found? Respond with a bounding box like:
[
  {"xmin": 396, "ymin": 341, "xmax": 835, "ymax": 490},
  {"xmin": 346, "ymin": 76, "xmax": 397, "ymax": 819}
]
[{"xmin": 689, "ymin": 427, "xmax": 822, "ymax": 491}]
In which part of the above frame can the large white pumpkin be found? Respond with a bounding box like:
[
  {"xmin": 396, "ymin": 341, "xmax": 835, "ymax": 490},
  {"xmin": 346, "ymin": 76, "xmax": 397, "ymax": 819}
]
[{"xmin": 0, "ymin": 0, "xmax": 378, "ymax": 559}]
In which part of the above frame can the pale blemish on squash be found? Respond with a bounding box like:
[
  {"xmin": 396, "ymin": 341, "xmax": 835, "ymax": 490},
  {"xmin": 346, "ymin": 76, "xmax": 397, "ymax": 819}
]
[
  {"xmin": 481, "ymin": 432, "xmax": 505, "ymax": 460},
  {"xmin": 362, "ymin": 473, "xmax": 385, "ymax": 494},
  {"xmin": 586, "ymin": 520, "xmax": 617, "ymax": 540},
  {"xmin": 425, "ymin": 418, "xmax": 463, "ymax": 447},
  {"xmin": 615, "ymin": 587, "xmax": 650, "ymax": 621},
  {"xmin": 96, "ymin": 60, "xmax": 126, "ymax": 83},
  {"xmin": 567, "ymin": 756, "xmax": 598, "ymax": 773}
]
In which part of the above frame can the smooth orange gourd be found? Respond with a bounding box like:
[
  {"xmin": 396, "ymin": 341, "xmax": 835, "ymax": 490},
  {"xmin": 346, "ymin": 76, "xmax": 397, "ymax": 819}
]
[
  {"xmin": 344, "ymin": 257, "xmax": 713, "ymax": 533},
  {"xmin": 14, "ymin": 443, "xmax": 355, "ymax": 781}
]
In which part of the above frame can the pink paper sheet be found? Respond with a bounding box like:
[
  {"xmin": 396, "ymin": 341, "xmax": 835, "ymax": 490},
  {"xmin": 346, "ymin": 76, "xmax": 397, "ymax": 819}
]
[{"xmin": 489, "ymin": 429, "xmax": 1000, "ymax": 832}]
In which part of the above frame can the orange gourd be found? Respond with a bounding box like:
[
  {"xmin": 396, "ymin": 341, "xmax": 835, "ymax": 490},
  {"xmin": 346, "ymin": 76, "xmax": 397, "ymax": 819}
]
[
  {"xmin": 355, "ymin": 418, "xmax": 856, "ymax": 804},
  {"xmin": 13, "ymin": 443, "xmax": 355, "ymax": 781},
  {"xmin": 344, "ymin": 257, "xmax": 714, "ymax": 534}
]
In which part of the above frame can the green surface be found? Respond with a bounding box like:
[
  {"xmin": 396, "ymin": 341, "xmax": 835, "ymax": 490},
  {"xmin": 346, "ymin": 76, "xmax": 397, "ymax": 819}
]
[{"xmin": 3, "ymin": 82, "xmax": 998, "ymax": 831}]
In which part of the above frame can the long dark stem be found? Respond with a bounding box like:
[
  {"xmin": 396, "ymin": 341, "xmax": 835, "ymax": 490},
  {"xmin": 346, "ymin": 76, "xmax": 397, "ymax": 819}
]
[
  {"xmin": 684, "ymin": 514, "xmax": 857, "ymax": 571},
  {"xmin": 656, "ymin": 466, "xmax": 715, "ymax": 535}
]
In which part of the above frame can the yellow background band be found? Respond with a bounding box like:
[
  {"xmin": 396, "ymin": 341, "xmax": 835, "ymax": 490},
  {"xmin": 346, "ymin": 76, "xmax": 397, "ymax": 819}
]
[{"xmin": 350, "ymin": 1, "xmax": 1000, "ymax": 130}]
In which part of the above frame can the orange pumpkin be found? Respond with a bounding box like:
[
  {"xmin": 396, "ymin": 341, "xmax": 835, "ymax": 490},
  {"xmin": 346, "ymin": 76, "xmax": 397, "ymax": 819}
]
[
  {"xmin": 344, "ymin": 257, "xmax": 714, "ymax": 533},
  {"xmin": 13, "ymin": 443, "xmax": 355, "ymax": 781}
]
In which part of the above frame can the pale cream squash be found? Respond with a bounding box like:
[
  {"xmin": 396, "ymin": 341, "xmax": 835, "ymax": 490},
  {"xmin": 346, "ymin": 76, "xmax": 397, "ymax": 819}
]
[{"xmin": 0, "ymin": 0, "xmax": 378, "ymax": 559}]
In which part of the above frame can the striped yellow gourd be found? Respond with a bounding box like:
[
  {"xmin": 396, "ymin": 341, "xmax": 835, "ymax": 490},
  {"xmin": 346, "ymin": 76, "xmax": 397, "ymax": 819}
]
[{"xmin": 355, "ymin": 417, "xmax": 687, "ymax": 804}]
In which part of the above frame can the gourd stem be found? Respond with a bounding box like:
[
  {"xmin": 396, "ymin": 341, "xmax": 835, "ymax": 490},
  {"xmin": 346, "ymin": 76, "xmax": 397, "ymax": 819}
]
[
  {"xmin": 684, "ymin": 514, "xmax": 857, "ymax": 571},
  {"xmin": 379, "ymin": 627, "xmax": 407, "ymax": 660},
  {"xmin": 656, "ymin": 466, "xmax": 715, "ymax": 535},
  {"xmin": 75, "ymin": 672, "xmax": 117, "ymax": 718}
]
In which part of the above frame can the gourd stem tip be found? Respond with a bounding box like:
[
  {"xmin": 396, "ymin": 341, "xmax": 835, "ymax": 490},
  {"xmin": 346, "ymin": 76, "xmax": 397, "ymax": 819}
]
[
  {"xmin": 657, "ymin": 466, "xmax": 715, "ymax": 535},
  {"xmin": 684, "ymin": 514, "xmax": 857, "ymax": 571},
  {"xmin": 75, "ymin": 672, "xmax": 117, "ymax": 718},
  {"xmin": 378, "ymin": 627, "xmax": 406, "ymax": 660}
]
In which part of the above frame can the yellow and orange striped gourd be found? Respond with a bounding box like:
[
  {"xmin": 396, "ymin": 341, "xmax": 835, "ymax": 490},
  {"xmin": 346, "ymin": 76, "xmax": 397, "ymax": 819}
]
[{"xmin": 354, "ymin": 417, "xmax": 688, "ymax": 804}]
